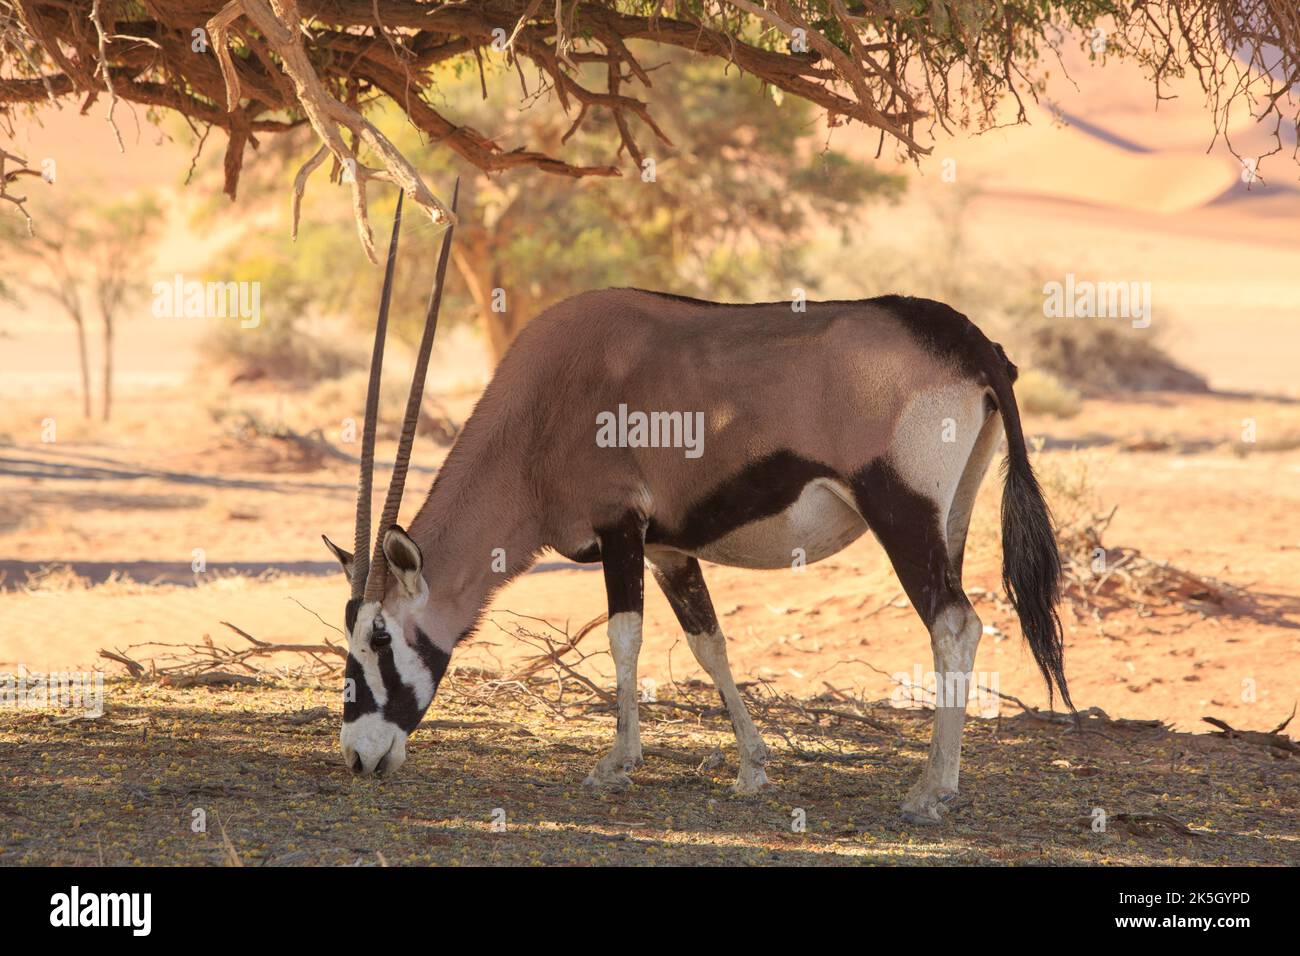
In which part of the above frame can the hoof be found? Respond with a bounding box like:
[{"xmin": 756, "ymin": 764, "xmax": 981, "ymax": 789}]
[
  {"xmin": 900, "ymin": 788, "xmax": 960, "ymax": 825},
  {"xmin": 900, "ymin": 807, "xmax": 944, "ymax": 826},
  {"xmin": 584, "ymin": 753, "xmax": 638, "ymax": 790},
  {"xmin": 583, "ymin": 770, "xmax": 632, "ymax": 791},
  {"xmin": 731, "ymin": 764, "xmax": 772, "ymax": 795}
]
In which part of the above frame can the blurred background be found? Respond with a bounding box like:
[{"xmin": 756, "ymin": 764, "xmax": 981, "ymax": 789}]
[{"xmin": 1, "ymin": 41, "xmax": 1297, "ymax": 733}]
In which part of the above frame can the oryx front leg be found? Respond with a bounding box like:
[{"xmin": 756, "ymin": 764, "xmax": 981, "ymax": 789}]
[
  {"xmin": 584, "ymin": 513, "xmax": 646, "ymax": 790},
  {"xmin": 650, "ymin": 552, "xmax": 770, "ymax": 794}
]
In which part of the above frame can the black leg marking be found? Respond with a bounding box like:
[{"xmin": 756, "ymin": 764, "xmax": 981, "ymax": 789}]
[
  {"xmin": 649, "ymin": 553, "xmax": 719, "ymax": 638},
  {"xmin": 856, "ymin": 458, "xmax": 984, "ymax": 823},
  {"xmin": 851, "ymin": 458, "xmax": 962, "ymax": 626},
  {"xmin": 598, "ymin": 512, "xmax": 647, "ymax": 617},
  {"xmin": 651, "ymin": 555, "xmax": 732, "ymax": 735},
  {"xmin": 649, "ymin": 549, "xmax": 770, "ymax": 792},
  {"xmin": 586, "ymin": 511, "xmax": 647, "ymax": 786}
]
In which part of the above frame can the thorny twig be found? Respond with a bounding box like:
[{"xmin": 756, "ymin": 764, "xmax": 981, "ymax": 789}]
[
  {"xmin": 0, "ymin": 145, "xmax": 37, "ymax": 233},
  {"xmin": 99, "ymin": 619, "xmax": 346, "ymax": 683}
]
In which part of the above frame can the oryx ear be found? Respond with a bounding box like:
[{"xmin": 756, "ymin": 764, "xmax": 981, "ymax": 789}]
[
  {"xmin": 321, "ymin": 535, "xmax": 354, "ymax": 579},
  {"xmin": 382, "ymin": 526, "xmax": 425, "ymax": 599}
]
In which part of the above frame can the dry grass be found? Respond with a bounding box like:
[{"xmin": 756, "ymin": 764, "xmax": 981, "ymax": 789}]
[{"xmin": 1033, "ymin": 451, "xmax": 1244, "ymax": 618}]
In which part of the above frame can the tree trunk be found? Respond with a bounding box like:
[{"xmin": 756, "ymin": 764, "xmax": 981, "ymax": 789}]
[
  {"xmin": 451, "ymin": 238, "xmax": 529, "ymax": 366},
  {"xmin": 101, "ymin": 310, "xmax": 113, "ymax": 422},
  {"xmin": 482, "ymin": 297, "xmax": 529, "ymax": 365},
  {"xmin": 72, "ymin": 312, "xmax": 91, "ymax": 419}
]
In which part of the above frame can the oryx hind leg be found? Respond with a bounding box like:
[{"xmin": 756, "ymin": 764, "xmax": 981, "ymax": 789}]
[
  {"xmin": 648, "ymin": 550, "xmax": 770, "ymax": 794},
  {"xmin": 584, "ymin": 512, "xmax": 647, "ymax": 790},
  {"xmin": 945, "ymin": 404, "xmax": 1004, "ymax": 579},
  {"xmin": 855, "ymin": 399, "xmax": 994, "ymax": 824}
]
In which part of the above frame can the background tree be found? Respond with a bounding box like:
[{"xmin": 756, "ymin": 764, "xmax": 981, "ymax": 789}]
[
  {"xmin": 0, "ymin": 196, "xmax": 95, "ymax": 417},
  {"xmin": 0, "ymin": 190, "xmax": 159, "ymax": 419},
  {"xmin": 1, "ymin": 1, "xmax": 1297, "ymax": 254},
  {"xmin": 88, "ymin": 197, "xmax": 162, "ymax": 420},
  {"xmin": 216, "ymin": 51, "xmax": 903, "ymax": 362},
  {"xmin": 438, "ymin": 53, "xmax": 904, "ymax": 358}
]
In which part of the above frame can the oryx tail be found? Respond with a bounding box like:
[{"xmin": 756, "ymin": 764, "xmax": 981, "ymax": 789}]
[{"xmin": 988, "ymin": 350, "xmax": 1072, "ymax": 710}]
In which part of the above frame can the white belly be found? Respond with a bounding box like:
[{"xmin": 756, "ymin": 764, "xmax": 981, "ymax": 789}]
[{"xmin": 689, "ymin": 478, "xmax": 868, "ymax": 570}]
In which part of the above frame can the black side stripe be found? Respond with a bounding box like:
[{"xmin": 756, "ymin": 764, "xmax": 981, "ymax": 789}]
[{"xmin": 414, "ymin": 628, "xmax": 451, "ymax": 690}]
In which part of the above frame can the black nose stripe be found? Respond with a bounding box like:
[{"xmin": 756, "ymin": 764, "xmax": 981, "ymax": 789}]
[
  {"xmin": 342, "ymin": 654, "xmax": 379, "ymax": 721},
  {"xmin": 377, "ymin": 649, "xmax": 423, "ymax": 732}
]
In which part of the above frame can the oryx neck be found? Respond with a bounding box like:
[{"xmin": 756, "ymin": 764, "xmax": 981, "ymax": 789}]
[{"xmin": 406, "ymin": 413, "xmax": 542, "ymax": 642}]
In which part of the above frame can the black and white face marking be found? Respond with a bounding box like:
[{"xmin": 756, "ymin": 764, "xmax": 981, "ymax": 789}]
[{"xmin": 329, "ymin": 529, "xmax": 452, "ymax": 777}]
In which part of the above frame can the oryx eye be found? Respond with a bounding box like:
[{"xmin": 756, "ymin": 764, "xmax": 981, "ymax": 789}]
[{"xmin": 371, "ymin": 631, "xmax": 392, "ymax": 651}]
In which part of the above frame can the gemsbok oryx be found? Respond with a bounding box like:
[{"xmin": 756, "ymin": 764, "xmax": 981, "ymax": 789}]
[{"xmin": 324, "ymin": 188, "xmax": 1071, "ymax": 824}]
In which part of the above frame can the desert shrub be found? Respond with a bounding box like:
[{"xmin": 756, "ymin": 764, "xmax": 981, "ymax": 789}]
[
  {"xmin": 812, "ymin": 187, "xmax": 1208, "ymax": 398},
  {"xmin": 204, "ymin": 318, "xmax": 360, "ymax": 384},
  {"xmin": 1018, "ymin": 319, "xmax": 1208, "ymax": 395},
  {"xmin": 1016, "ymin": 368, "xmax": 1082, "ymax": 418}
]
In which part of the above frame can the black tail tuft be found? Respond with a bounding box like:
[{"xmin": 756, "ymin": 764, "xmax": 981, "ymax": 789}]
[
  {"xmin": 1000, "ymin": 454, "xmax": 1072, "ymax": 709},
  {"xmin": 988, "ymin": 347, "xmax": 1073, "ymax": 710}
]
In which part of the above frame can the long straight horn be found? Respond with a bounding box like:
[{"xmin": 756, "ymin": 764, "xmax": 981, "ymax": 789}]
[
  {"xmin": 351, "ymin": 191, "xmax": 404, "ymax": 600},
  {"xmin": 364, "ymin": 178, "xmax": 460, "ymax": 603}
]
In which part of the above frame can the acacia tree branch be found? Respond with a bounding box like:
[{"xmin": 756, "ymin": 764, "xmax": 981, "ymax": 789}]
[
  {"xmin": 208, "ymin": 0, "xmax": 454, "ymax": 261},
  {"xmin": 3, "ymin": 0, "xmax": 1300, "ymax": 248},
  {"xmin": 0, "ymin": 144, "xmax": 35, "ymax": 232},
  {"xmin": 88, "ymin": 0, "xmax": 124, "ymax": 151}
]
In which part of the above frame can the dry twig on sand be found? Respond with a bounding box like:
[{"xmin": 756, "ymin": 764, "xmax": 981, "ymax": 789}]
[
  {"xmin": 1202, "ymin": 706, "xmax": 1298, "ymax": 758},
  {"xmin": 1074, "ymin": 811, "xmax": 1204, "ymax": 839},
  {"xmin": 99, "ymin": 619, "xmax": 346, "ymax": 684},
  {"xmin": 981, "ymin": 685, "xmax": 1167, "ymax": 739},
  {"xmin": 1054, "ymin": 507, "xmax": 1244, "ymax": 619}
]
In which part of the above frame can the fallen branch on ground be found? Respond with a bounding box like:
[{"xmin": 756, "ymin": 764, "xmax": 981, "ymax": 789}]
[
  {"xmin": 1202, "ymin": 706, "xmax": 1298, "ymax": 758},
  {"xmin": 1075, "ymin": 811, "xmax": 1204, "ymax": 839},
  {"xmin": 98, "ymin": 620, "xmax": 346, "ymax": 683}
]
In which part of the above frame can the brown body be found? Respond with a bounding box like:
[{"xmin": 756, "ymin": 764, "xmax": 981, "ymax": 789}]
[{"xmin": 411, "ymin": 289, "xmax": 969, "ymax": 569}]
